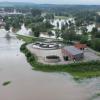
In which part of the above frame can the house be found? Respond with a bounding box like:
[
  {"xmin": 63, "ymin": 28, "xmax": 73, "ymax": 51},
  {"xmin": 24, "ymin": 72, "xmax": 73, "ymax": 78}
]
[
  {"xmin": 74, "ymin": 42, "xmax": 87, "ymax": 50},
  {"xmin": 62, "ymin": 46, "xmax": 84, "ymax": 61}
]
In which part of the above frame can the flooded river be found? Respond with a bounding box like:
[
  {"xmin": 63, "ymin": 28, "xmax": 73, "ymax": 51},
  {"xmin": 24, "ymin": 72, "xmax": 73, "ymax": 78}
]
[{"xmin": 0, "ymin": 29, "xmax": 100, "ymax": 100}]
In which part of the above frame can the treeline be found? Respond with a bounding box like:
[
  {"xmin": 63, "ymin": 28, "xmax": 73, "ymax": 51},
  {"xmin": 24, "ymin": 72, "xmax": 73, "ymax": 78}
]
[
  {"xmin": 1, "ymin": 4, "xmax": 100, "ymax": 14},
  {"xmin": 3, "ymin": 15, "xmax": 24, "ymax": 31},
  {"xmin": 3, "ymin": 9, "xmax": 54, "ymax": 37}
]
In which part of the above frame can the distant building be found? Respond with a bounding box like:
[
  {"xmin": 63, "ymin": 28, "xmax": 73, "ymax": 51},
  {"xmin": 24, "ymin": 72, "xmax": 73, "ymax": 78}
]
[
  {"xmin": 62, "ymin": 46, "xmax": 84, "ymax": 61},
  {"xmin": 0, "ymin": 8, "xmax": 24, "ymax": 16},
  {"xmin": 0, "ymin": 22, "xmax": 5, "ymax": 28},
  {"xmin": 0, "ymin": 16, "xmax": 5, "ymax": 28}
]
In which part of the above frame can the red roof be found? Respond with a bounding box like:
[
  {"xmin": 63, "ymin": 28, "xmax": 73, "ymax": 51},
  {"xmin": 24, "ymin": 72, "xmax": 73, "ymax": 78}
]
[{"xmin": 74, "ymin": 43, "xmax": 87, "ymax": 49}]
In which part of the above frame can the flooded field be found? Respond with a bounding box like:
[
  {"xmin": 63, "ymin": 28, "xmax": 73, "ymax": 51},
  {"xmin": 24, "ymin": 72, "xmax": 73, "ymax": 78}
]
[{"xmin": 0, "ymin": 29, "xmax": 100, "ymax": 100}]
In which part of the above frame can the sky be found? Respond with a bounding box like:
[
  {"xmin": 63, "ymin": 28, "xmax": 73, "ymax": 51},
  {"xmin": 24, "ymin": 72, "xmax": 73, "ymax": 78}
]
[{"xmin": 0, "ymin": 0, "xmax": 100, "ymax": 5}]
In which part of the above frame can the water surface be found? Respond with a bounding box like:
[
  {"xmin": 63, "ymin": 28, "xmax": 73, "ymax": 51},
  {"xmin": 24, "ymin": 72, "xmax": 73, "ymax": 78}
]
[{"xmin": 0, "ymin": 29, "xmax": 100, "ymax": 100}]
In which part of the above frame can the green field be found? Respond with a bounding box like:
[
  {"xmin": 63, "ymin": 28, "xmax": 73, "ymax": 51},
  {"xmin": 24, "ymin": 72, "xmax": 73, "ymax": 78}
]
[{"xmin": 16, "ymin": 34, "xmax": 38, "ymax": 43}]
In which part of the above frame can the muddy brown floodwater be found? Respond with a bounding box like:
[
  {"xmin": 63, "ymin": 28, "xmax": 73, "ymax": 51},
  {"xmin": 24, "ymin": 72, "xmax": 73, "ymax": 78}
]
[{"xmin": 0, "ymin": 29, "xmax": 100, "ymax": 100}]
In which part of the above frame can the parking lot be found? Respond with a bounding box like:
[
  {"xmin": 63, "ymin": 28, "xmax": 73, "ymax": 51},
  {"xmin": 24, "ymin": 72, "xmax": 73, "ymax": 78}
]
[{"xmin": 84, "ymin": 48, "xmax": 100, "ymax": 61}]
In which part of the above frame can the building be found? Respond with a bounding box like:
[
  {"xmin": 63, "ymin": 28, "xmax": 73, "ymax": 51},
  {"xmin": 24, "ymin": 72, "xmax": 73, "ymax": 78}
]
[
  {"xmin": 0, "ymin": 16, "xmax": 5, "ymax": 28},
  {"xmin": 74, "ymin": 42, "xmax": 87, "ymax": 50},
  {"xmin": 62, "ymin": 46, "xmax": 84, "ymax": 61}
]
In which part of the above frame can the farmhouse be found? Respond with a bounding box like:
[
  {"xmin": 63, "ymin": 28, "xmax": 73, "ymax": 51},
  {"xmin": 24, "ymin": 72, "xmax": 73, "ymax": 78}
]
[{"xmin": 62, "ymin": 46, "xmax": 84, "ymax": 61}]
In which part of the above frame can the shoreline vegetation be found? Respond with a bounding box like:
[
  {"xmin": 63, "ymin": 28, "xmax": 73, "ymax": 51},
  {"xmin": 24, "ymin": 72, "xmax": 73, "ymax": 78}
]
[
  {"xmin": 2, "ymin": 81, "xmax": 11, "ymax": 86},
  {"xmin": 18, "ymin": 34, "xmax": 100, "ymax": 79}
]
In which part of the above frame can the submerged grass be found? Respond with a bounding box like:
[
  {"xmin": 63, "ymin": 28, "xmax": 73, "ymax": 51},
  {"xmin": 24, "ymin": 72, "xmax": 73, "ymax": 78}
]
[{"xmin": 2, "ymin": 81, "xmax": 11, "ymax": 86}]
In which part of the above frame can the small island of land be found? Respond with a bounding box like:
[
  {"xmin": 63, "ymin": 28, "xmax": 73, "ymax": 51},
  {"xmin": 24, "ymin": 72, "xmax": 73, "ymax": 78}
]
[{"xmin": 17, "ymin": 35, "xmax": 100, "ymax": 79}]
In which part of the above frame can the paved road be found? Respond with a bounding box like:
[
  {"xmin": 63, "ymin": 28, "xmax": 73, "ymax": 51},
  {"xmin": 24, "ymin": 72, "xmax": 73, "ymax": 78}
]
[{"xmin": 84, "ymin": 48, "xmax": 100, "ymax": 61}]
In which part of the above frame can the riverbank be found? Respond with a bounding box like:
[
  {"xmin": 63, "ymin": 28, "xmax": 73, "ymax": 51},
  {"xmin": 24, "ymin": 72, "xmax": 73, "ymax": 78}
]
[
  {"xmin": 21, "ymin": 43, "xmax": 100, "ymax": 79},
  {"xmin": 16, "ymin": 34, "xmax": 35, "ymax": 43},
  {"xmin": 19, "ymin": 35, "xmax": 100, "ymax": 79}
]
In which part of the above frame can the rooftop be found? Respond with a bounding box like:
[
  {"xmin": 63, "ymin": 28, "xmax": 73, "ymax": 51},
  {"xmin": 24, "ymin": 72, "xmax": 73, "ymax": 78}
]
[
  {"xmin": 64, "ymin": 46, "xmax": 83, "ymax": 55},
  {"xmin": 74, "ymin": 43, "xmax": 87, "ymax": 49}
]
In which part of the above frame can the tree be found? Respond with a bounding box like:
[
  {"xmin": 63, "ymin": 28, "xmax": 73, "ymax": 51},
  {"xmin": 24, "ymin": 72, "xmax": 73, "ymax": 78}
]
[
  {"xmin": 61, "ymin": 24, "xmax": 66, "ymax": 32},
  {"xmin": 68, "ymin": 20, "xmax": 74, "ymax": 27},
  {"xmin": 55, "ymin": 29, "xmax": 61, "ymax": 39},
  {"xmin": 65, "ymin": 22, "xmax": 68, "ymax": 28},
  {"xmin": 92, "ymin": 27, "xmax": 98, "ymax": 33},
  {"xmin": 48, "ymin": 31, "xmax": 54, "ymax": 36},
  {"xmin": 31, "ymin": 9, "xmax": 41, "ymax": 17},
  {"xmin": 80, "ymin": 35, "xmax": 88, "ymax": 44},
  {"xmin": 91, "ymin": 27, "xmax": 100, "ymax": 38},
  {"xmin": 5, "ymin": 24, "xmax": 10, "ymax": 32},
  {"xmin": 81, "ymin": 26, "xmax": 88, "ymax": 35},
  {"xmin": 4, "ymin": 15, "xmax": 23, "ymax": 32},
  {"xmin": 45, "ymin": 13, "xmax": 54, "ymax": 20},
  {"xmin": 90, "ymin": 38, "xmax": 100, "ymax": 51},
  {"xmin": 57, "ymin": 21, "xmax": 59, "ymax": 29},
  {"xmin": 45, "ymin": 21, "xmax": 53, "ymax": 29},
  {"xmin": 75, "ymin": 19, "xmax": 83, "ymax": 27},
  {"xmin": 61, "ymin": 28, "xmax": 76, "ymax": 41},
  {"xmin": 12, "ymin": 21, "xmax": 21, "ymax": 30},
  {"xmin": 34, "ymin": 31, "xmax": 40, "ymax": 37},
  {"xmin": 31, "ymin": 21, "xmax": 53, "ymax": 34}
]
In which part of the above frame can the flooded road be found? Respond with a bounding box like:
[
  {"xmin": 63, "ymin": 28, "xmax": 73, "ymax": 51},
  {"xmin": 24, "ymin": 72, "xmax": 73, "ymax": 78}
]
[{"xmin": 0, "ymin": 29, "xmax": 100, "ymax": 100}]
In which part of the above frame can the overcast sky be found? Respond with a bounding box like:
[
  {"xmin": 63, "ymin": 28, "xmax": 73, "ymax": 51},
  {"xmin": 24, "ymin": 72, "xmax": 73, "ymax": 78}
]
[{"xmin": 0, "ymin": 0, "xmax": 100, "ymax": 5}]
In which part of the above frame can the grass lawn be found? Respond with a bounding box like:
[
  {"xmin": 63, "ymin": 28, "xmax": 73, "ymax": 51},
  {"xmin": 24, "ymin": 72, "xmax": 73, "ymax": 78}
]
[
  {"xmin": 16, "ymin": 34, "xmax": 38, "ymax": 43},
  {"xmin": 71, "ymin": 71, "xmax": 100, "ymax": 79}
]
